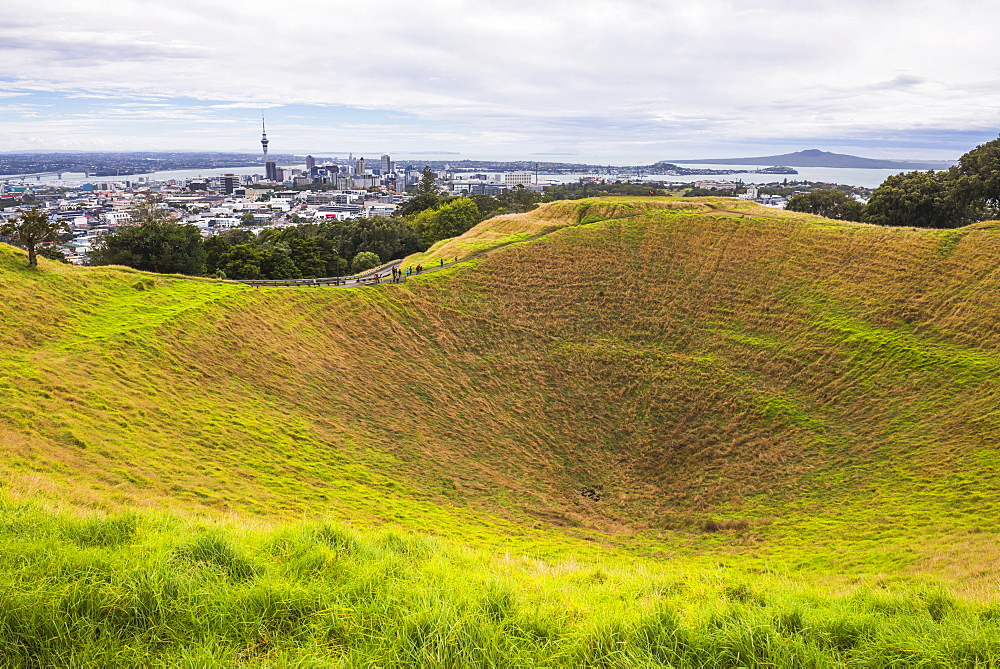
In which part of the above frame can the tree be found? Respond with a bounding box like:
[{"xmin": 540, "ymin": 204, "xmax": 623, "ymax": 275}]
[
  {"xmin": 863, "ymin": 170, "xmax": 973, "ymax": 229},
  {"xmin": 469, "ymin": 193, "xmax": 503, "ymax": 219},
  {"xmin": 435, "ymin": 198, "xmax": 480, "ymax": 239},
  {"xmin": 260, "ymin": 247, "xmax": 298, "ymax": 279},
  {"xmin": 203, "ymin": 235, "xmax": 230, "ymax": 275},
  {"xmin": 91, "ymin": 222, "xmax": 206, "ymax": 274},
  {"xmin": 496, "ymin": 184, "xmax": 543, "ymax": 213},
  {"xmin": 351, "ymin": 251, "xmax": 380, "ymax": 274},
  {"xmin": 240, "ymin": 212, "xmax": 255, "ymax": 226},
  {"xmin": 394, "ymin": 167, "xmax": 441, "ymax": 218},
  {"xmin": 785, "ymin": 189, "xmax": 864, "ymax": 221},
  {"xmin": 218, "ymin": 244, "xmax": 266, "ymax": 280},
  {"xmin": 355, "ymin": 217, "xmax": 424, "ymax": 261},
  {"xmin": 128, "ymin": 195, "xmax": 174, "ymax": 225},
  {"xmin": 395, "ymin": 192, "xmax": 439, "ymax": 218},
  {"xmin": 417, "ymin": 166, "xmax": 436, "ymax": 195},
  {"xmin": 286, "ymin": 237, "xmax": 328, "ymax": 278},
  {"xmin": 220, "ymin": 229, "xmax": 257, "ymax": 246},
  {"xmin": 955, "ymin": 137, "xmax": 1000, "ymax": 212},
  {"xmin": 408, "ymin": 197, "xmax": 481, "ymax": 245},
  {"xmin": 683, "ymin": 186, "xmax": 737, "ymax": 197},
  {"xmin": 0, "ymin": 209, "xmax": 69, "ymax": 267}
]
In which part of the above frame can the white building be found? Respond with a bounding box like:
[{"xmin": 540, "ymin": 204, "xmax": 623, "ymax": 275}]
[
  {"xmin": 694, "ymin": 180, "xmax": 736, "ymax": 190},
  {"xmin": 364, "ymin": 203, "xmax": 396, "ymax": 217},
  {"xmin": 102, "ymin": 210, "xmax": 133, "ymax": 225},
  {"xmin": 504, "ymin": 173, "xmax": 534, "ymax": 189}
]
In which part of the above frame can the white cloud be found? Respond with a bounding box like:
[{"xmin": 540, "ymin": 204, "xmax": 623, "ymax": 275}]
[{"xmin": 1, "ymin": 0, "xmax": 998, "ymax": 158}]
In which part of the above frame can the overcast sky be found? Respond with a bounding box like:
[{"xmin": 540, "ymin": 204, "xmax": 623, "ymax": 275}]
[{"xmin": 1, "ymin": 0, "xmax": 998, "ymax": 163}]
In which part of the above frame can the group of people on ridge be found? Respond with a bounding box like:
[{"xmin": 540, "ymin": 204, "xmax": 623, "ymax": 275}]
[{"xmin": 367, "ymin": 258, "xmax": 450, "ymax": 285}]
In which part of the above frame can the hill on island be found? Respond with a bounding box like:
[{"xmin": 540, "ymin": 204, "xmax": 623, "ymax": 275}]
[
  {"xmin": 3, "ymin": 197, "xmax": 1000, "ymax": 665},
  {"xmin": 667, "ymin": 148, "xmax": 956, "ymax": 170}
]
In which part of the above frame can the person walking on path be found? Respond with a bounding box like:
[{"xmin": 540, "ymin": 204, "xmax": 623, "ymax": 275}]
[{"xmin": 439, "ymin": 258, "xmax": 444, "ymax": 267}]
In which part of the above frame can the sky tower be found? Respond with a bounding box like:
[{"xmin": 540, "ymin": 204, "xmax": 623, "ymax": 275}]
[
  {"xmin": 261, "ymin": 111, "xmax": 278, "ymax": 182},
  {"xmin": 260, "ymin": 112, "xmax": 269, "ymax": 163}
]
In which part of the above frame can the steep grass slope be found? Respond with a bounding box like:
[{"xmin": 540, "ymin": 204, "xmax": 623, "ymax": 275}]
[
  {"xmin": 2, "ymin": 199, "xmax": 1000, "ymax": 576},
  {"xmin": 5, "ymin": 198, "xmax": 1000, "ymax": 665},
  {"xmin": 403, "ymin": 198, "xmax": 718, "ymax": 267}
]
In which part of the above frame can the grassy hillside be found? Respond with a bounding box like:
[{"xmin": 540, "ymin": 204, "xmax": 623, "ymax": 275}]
[
  {"xmin": 3, "ymin": 197, "xmax": 1000, "ymax": 663},
  {"xmin": 402, "ymin": 198, "xmax": 718, "ymax": 268}
]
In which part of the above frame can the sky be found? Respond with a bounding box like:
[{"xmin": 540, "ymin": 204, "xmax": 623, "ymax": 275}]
[{"xmin": 1, "ymin": 0, "xmax": 999, "ymax": 164}]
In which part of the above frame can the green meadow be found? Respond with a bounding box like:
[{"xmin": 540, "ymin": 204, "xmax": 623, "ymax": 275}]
[{"xmin": 3, "ymin": 197, "xmax": 1000, "ymax": 665}]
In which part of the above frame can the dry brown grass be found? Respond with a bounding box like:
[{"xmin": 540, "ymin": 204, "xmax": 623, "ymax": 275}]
[{"xmin": 402, "ymin": 197, "xmax": 714, "ymax": 267}]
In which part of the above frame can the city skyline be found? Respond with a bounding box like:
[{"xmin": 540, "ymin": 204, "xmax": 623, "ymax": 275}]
[{"xmin": 1, "ymin": 1, "xmax": 999, "ymax": 162}]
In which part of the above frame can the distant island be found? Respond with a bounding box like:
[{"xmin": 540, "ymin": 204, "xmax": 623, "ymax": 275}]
[
  {"xmin": 651, "ymin": 163, "xmax": 797, "ymax": 176},
  {"xmin": 667, "ymin": 149, "xmax": 956, "ymax": 170}
]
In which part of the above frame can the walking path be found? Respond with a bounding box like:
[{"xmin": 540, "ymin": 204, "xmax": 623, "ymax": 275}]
[{"xmin": 234, "ymin": 230, "xmax": 555, "ymax": 289}]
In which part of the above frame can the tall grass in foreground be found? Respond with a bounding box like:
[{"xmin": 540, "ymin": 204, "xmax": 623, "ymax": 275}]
[{"xmin": 2, "ymin": 501, "xmax": 998, "ymax": 667}]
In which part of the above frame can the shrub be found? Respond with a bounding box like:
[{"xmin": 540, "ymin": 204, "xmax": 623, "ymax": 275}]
[
  {"xmin": 786, "ymin": 189, "xmax": 864, "ymax": 220},
  {"xmin": 350, "ymin": 251, "xmax": 380, "ymax": 274}
]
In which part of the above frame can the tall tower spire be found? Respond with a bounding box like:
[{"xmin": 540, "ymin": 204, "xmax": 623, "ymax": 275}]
[{"xmin": 260, "ymin": 111, "xmax": 269, "ymax": 164}]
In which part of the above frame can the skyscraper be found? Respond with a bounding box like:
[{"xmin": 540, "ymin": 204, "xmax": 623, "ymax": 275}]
[
  {"xmin": 260, "ymin": 112, "xmax": 269, "ymax": 165},
  {"xmin": 261, "ymin": 112, "xmax": 278, "ymax": 182},
  {"xmin": 380, "ymin": 154, "xmax": 392, "ymax": 175},
  {"xmin": 355, "ymin": 157, "xmax": 366, "ymax": 176}
]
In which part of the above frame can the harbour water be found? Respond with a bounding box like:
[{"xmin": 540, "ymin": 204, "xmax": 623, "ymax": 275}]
[
  {"xmin": 654, "ymin": 164, "xmax": 917, "ymax": 189},
  {"xmin": 4, "ymin": 163, "xmax": 924, "ymax": 191},
  {"xmin": 1, "ymin": 165, "xmax": 306, "ymax": 188},
  {"xmin": 536, "ymin": 165, "xmax": 917, "ymax": 189}
]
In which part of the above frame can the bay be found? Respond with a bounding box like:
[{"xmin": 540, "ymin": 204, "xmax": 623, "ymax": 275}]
[{"xmin": 7, "ymin": 162, "xmax": 918, "ymax": 191}]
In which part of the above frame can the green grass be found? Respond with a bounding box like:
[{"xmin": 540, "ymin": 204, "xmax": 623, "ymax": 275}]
[
  {"xmin": 3, "ymin": 197, "xmax": 1000, "ymax": 662},
  {"xmin": 3, "ymin": 498, "xmax": 1000, "ymax": 667}
]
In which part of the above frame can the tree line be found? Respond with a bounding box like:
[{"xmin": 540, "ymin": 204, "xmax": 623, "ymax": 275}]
[
  {"xmin": 785, "ymin": 138, "xmax": 1000, "ymax": 227},
  {"xmin": 542, "ymin": 182, "xmax": 677, "ymax": 199}
]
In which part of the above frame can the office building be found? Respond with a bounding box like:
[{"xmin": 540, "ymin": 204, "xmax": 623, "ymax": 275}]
[
  {"xmin": 220, "ymin": 174, "xmax": 238, "ymax": 195},
  {"xmin": 504, "ymin": 173, "xmax": 534, "ymax": 189}
]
